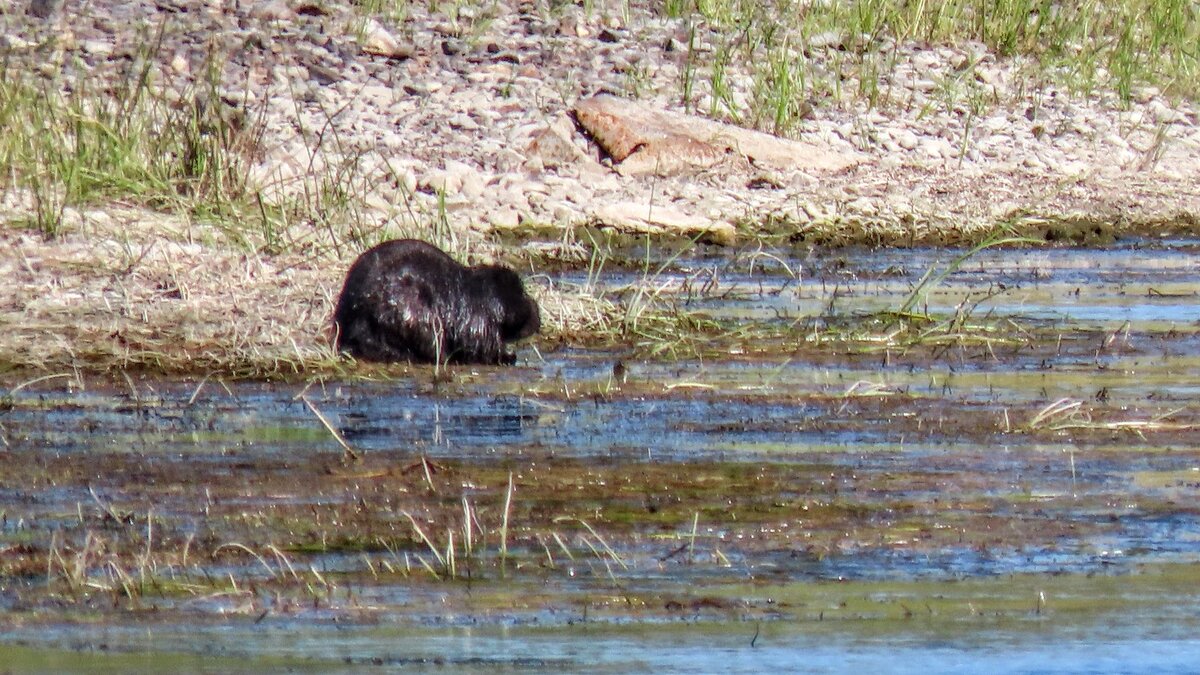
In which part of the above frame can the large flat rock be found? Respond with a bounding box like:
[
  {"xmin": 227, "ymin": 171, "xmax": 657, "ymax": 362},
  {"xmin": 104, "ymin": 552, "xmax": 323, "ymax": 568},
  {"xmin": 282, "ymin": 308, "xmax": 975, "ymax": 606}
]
[{"xmin": 574, "ymin": 94, "xmax": 860, "ymax": 176}]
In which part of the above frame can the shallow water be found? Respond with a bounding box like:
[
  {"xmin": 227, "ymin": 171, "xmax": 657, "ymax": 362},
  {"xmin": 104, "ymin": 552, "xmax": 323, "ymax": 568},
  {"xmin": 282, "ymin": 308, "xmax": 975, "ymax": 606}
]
[
  {"xmin": 2, "ymin": 241, "xmax": 1200, "ymax": 670},
  {"xmin": 567, "ymin": 238, "xmax": 1200, "ymax": 327},
  {"xmin": 6, "ymin": 614, "xmax": 1200, "ymax": 673}
]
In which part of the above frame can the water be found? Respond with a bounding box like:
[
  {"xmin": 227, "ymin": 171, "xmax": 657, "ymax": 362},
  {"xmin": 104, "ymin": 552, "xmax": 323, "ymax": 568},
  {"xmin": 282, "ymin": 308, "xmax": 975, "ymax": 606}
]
[
  {"xmin": 2, "ymin": 241, "xmax": 1200, "ymax": 671},
  {"xmin": 5, "ymin": 608, "xmax": 1200, "ymax": 672}
]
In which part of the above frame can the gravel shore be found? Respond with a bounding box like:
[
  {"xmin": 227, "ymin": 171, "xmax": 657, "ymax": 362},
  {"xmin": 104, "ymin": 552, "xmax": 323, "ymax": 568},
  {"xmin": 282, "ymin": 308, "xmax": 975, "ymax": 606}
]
[{"xmin": 2, "ymin": 0, "xmax": 1197, "ymax": 374}]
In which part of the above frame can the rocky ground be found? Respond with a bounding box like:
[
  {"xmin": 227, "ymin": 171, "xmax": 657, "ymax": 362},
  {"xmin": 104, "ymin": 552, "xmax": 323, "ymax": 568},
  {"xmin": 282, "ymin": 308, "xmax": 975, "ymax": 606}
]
[{"xmin": 1, "ymin": 0, "xmax": 1198, "ymax": 374}]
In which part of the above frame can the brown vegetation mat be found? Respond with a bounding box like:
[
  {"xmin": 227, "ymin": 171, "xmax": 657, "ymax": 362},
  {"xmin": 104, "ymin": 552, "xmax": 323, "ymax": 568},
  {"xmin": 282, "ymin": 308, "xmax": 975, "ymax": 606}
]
[{"xmin": 0, "ymin": 209, "xmax": 614, "ymax": 377}]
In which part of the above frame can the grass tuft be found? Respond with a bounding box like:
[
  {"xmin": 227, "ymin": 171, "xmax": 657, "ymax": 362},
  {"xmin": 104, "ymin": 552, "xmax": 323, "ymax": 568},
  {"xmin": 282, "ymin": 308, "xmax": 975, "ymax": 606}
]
[
  {"xmin": 665, "ymin": 0, "xmax": 1199, "ymax": 132},
  {"xmin": 0, "ymin": 25, "xmax": 260, "ymax": 238}
]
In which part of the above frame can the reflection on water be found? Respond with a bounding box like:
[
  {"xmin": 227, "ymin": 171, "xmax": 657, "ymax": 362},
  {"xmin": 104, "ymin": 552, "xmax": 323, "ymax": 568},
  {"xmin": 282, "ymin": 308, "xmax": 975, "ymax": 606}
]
[
  {"xmin": 5, "ymin": 607, "xmax": 1200, "ymax": 673},
  {"xmin": 567, "ymin": 238, "xmax": 1200, "ymax": 327},
  {"xmin": 3, "ymin": 241, "xmax": 1200, "ymax": 668}
]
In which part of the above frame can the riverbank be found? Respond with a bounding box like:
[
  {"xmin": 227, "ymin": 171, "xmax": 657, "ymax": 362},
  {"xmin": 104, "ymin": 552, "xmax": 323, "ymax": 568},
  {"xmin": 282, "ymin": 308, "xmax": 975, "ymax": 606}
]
[{"xmin": 1, "ymin": 0, "xmax": 1198, "ymax": 376}]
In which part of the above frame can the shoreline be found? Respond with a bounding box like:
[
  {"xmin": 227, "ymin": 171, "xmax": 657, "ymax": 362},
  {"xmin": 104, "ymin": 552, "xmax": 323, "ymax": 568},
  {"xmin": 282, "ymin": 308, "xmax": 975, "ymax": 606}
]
[{"xmin": 2, "ymin": 0, "xmax": 1198, "ymax": 377}]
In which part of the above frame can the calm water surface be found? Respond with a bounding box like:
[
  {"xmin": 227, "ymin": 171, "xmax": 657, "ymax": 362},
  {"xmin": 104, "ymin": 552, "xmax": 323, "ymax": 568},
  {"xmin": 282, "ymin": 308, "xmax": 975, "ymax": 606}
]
[{"xmin": 3, "ymin": 241, "xmax": 1199, "ymax": 671}]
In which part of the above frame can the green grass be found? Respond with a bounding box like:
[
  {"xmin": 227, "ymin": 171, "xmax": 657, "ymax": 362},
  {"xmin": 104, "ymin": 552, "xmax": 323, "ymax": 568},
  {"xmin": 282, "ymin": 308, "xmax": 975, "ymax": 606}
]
[
  {"xmin": 0, "ymin": 25, "xmax": 258, "ymax": 238},
  {"xmin": 0, "ymin": 22, "xmax": 412, "ymax": 258},
  {"xmin": 0, "ymin": 47, "xmax": 488, "ymax": 280},
  {"xmin": 665, "ymin": 0, "xmax": 1199, "ymax": 131},
  {"xmin": 556, "ymin": 229, "xmax": 1046, "ymax": 363}
]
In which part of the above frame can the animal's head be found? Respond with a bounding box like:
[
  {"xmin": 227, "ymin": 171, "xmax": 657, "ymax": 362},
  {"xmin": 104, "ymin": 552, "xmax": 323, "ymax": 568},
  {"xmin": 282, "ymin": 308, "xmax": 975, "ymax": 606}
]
[{"xmin": 477, "ymin": 266, "xmax": 541, "ymax": 341}]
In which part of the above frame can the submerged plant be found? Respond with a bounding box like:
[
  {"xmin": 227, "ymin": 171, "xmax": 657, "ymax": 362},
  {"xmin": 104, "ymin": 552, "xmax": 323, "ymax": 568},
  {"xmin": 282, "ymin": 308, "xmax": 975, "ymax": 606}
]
[{"xmin": 894, "ymin": 233, "xmax": 1038, "ymax": 318}]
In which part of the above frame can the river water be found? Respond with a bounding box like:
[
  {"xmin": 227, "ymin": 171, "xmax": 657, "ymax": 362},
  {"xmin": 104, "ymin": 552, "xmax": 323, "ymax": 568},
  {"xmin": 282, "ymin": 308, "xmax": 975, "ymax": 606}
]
[{"xmin": 2, "ymin": 240, "xmax": 1199, "ymax": 671}]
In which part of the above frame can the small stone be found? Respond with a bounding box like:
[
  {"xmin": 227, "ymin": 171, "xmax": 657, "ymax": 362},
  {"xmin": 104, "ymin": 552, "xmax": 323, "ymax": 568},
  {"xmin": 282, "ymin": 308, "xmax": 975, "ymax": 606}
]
[
  {"xmin": 562, "ymin": 184, "xmax": 591, "ymax": 205},
  {"xmin": 1056, "ymin": 160, "xmax": 1088, "ymax": 176},
  {"xmin": 459, "ymin": 171, "xmax": 486, "ymax": 200},
  {"xmin": 361, "ymin": 20, "xmax": 414, "ymax": 60},
  {"xmin": 487, "ymin": 207, "xmax": 521, "ymax": 229},
  {"xmin": 919, "ymin": 138, "xmax": 952, "ymax": 158},
  {"xmin": 419, "ymin": 170, "xmax": 462, "ymax": 196},
  {"xmin": 440, "ymin": 160, "xmax": 483, "ymax": 199},
  {"xmin": 403, "ymin": 80, "xmax": 442, "ymax": 96},
  {"xmin": 525, "ymin": 113, "xmax": 587, "ymax": 170},
  {"xmin": 594, "ymin": 203, "xmax": 736, "ymax": 245},
  {"xmin": 894, "ymin": 129, "xmax": 919, "ymax": 150},
  {"xmin": 1148, "ymin": 100, "xmax": 1184, "ymax": 124},
  {"xmin": 980, "ymin": 115, "xmax": 1010, "ymax": 134},
  {"xmin": 1133, "ymin": 86, "xmax": 1160, "ymax": 104},
  {"xmin": 808, "ymin": 31, "xmax": 843, "ymax": 49},
  {"xmin": 802, "ymin": 202, "xmax": 831, "ymax": 221},
  {"xmin": 879, "ymin": 155, "xmax": 903, "ymax": 170},
  {"xmin": 309, "ymin": 64, "xmax": 341, "ymax": 85},
  {"xmin": 360, "ymin": 84, "xmax": 393, "ymax": 105},
  {"xmin": 396, "ymin": 168, "xmax": 417, "ymax": 194},
  {"xmin": 27, "ymin": 0, "xmax": 62, "ymax": 19},
  {"xmin": 250, "ymin": 0, "xmax": 294, "ymax": 21},
  {"xmin": 747, "ymin": 173, "xmax": 785, "ymax": 189},
  {"xmin": 493, "ymin": 148, "xmax": 526, "ymax": 172},
  {"xmin": 80, "ymin": 40, "xmax": 113, "ymax": 57},
  {"xmin": 448, "ymin": 114, "xmax": 480, "ymax": 131},
  {"xmin": 550, "ymin": 203, "xmax": 575, "ymax": 224}
]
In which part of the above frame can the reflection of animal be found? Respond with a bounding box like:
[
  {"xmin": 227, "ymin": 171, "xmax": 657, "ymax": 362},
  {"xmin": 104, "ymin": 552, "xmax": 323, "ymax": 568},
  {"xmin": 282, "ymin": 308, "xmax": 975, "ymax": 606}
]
[{"xmin": 333, "ymin": 239, "xmax": 540, "ymax": 365}]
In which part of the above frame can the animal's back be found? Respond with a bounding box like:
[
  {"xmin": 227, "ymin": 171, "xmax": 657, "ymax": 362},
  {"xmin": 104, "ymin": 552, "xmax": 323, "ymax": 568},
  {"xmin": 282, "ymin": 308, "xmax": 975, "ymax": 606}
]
[
  {"xmin": 334, "ymin": 240, "xmax": 466, "ymax": 362},
  {"xmin": 333, "ymin": 239, "xmax": 540, "ymax": 365}
]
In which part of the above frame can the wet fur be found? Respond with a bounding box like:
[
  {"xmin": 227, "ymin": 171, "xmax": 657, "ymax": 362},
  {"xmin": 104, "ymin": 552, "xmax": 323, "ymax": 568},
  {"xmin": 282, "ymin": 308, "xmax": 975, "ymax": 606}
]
[{"xmin": 333, "ymin": 240, "xmax": 540, "ymax": 365}]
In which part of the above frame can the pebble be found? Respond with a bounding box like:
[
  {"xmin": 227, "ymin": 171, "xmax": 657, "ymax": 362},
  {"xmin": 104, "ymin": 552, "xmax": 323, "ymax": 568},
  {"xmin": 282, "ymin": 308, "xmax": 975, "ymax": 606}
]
[
  {"xmin": 80, "ymin": 39, "xmax": 113, "ymax": 56},
  {"xmin": 419, "ymin": 169, "xmax": 462, "ymax": 196},
  {"xmin": 0, "ymin": 0, "xmax": 1189, "ymax": 242},
  {"xmin": 453, "ymin": 166, "xmax": 487, "ymax": 200},
  {"xmin": 894, "ymin": 129, "xmax": 919, "ymax": 150},
  {"xmin": 361, "ymin": 19, "xmax": 414, "ymax": 60},
  {"xmin": 1148, "ymin": 100, "xmax": 1184, "ymax": 125},
  {"xmin": 249, "ymin": 0, "xmax": 292, "ymax": 20},
  {"xmin": 488, "ymin": 206, "xmax": 521, "ymax": 229}
]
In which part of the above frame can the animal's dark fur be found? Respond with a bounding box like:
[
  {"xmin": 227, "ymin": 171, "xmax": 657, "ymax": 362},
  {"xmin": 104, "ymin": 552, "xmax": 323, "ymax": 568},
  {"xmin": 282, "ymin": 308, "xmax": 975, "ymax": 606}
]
[{"xmin": 333, "ymin": 239, "xmax": 540, "ymax": 365}]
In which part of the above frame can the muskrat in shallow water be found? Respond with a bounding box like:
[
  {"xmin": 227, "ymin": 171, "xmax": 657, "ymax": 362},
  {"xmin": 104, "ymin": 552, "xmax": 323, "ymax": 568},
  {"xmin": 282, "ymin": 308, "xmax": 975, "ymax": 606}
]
[{"xmin": 333, "ymin": 239, "xmax": 540, "ymax": 365}]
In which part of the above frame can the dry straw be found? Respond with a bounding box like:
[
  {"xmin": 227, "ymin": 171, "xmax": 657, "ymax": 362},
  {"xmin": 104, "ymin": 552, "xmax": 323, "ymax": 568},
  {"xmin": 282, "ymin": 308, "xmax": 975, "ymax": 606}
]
[{"xmin": 0, "ymin": 207, "xmax": 608, "ymax": 377}]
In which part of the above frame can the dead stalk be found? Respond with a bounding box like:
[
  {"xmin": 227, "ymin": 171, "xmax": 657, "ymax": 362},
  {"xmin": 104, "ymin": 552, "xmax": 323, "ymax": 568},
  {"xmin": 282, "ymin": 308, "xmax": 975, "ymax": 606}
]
[
  {"xmin": 300, "ymin": 394, "xmax": 360, "ymax": 461},
  {"xmin": 402, "ymin": 511, "xmax": 446, "ymax": 567},
  {"xmin": 500, "ymin": 472, "xmax": 514, "ymax": 572},
  {"xmin": 213, "ymin": 542, "xmax": 279, "ymax": 580}
]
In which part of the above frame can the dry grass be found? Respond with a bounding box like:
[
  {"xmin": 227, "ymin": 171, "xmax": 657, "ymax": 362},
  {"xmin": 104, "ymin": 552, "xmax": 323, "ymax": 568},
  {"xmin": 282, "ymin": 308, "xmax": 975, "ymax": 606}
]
[
  {"xmin": 2, "ymin": 209, "xmax": 332, "ymax": 376},
  {"xmin": 1028, "ymin": 398, "xmax": 1199, "ymax": 434},
  {"xmin": 0, "ymin": 206, "xmax": 611, "ymax": 377}
]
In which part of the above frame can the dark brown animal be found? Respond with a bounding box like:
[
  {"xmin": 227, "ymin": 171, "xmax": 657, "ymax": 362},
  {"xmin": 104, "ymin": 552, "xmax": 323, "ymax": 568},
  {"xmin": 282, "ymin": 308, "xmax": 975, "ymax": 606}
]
[{"xmin": 333, "ymin": 240, "xmax": 540, "ymax": 365}]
